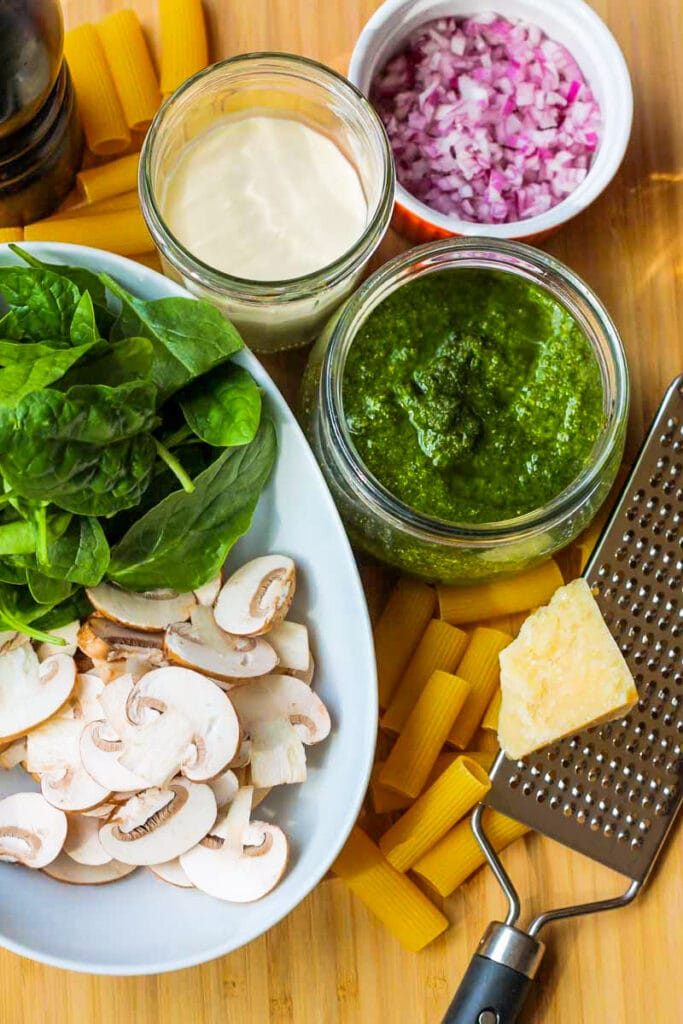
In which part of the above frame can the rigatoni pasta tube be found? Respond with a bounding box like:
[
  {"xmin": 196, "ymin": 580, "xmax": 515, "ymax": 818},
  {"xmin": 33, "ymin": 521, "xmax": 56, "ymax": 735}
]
[
  {"xmin": 413, "ymin": 809, "xmax": 530, "ymax": 897},
  {"xmin": 64, "ymin": 25, "xmax": 130, "ymax": 155},
  {"xmin": 47, "ymin": 192, "xmax": 139, "ymax": 221},
  {"xmin": 482, "ymin": 689, "xmax": 502, "ymax": 732},
  {"xmin": 477, "ymin": 611, "xmax": 529, "ymax": 638},
  {"xmin": 380, "ymin": 672, "xmax": 472, "ymax": 799},
  {"xmin": 374, "ymin": 578, "xmax": 435, "ymax": 708},
  {"xmin": 97, "ymin": 10, "xmax": 161, "ymax": 132},
  {"xmin": 381, "ymin": 620, "xmax": 468, "ymax": 734},
  {"xmin": 472, "ymin": 727, "xmax": 500, "ymax": 753},
  {"xmin": 379, "ymin": 756, "xmax": 490, "ymax": 872},
  {"xmin": 437, "ymin": 560, "xmax": 563, "ymax": 625},
  {"xmin": 447, "ymin": 628, "xmax": 512, "ymax": 749},
  {"xmin": 160, "ymin": 0, "xmax": 209, "ymax": 95},
  {"xmin": 0, "ymin": 228, "xmax": 23, "ymax": 242},
  {"xmin": 332, "ymin": 827, "xmax": 448, "ymax": 951},
  {"xmin": 77, "ymin": 153, "xmax": 139, "ymax": 203},
  {"xmin": 24, "ymin": 209, "xmax": 153, "ymax": 257},
  {"xmin": 370, "ymin": 762, "xmax": 411, "ymax": 814}
]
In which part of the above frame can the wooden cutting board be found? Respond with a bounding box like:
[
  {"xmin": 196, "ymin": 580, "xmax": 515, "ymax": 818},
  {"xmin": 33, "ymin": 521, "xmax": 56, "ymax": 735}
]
[{"xmin": 2, "ymin": 1, "xmax": 679, "ymax": 1020}]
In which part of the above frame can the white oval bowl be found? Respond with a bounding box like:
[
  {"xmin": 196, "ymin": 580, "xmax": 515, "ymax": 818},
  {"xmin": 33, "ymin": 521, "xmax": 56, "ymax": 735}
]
[
  {"xmin": 349, "ymin": 0, "xmax": 633, "ymax": 241},
  {"xmin": 0, "ymin": 242, "xmax": 377, "ymax": 975}
]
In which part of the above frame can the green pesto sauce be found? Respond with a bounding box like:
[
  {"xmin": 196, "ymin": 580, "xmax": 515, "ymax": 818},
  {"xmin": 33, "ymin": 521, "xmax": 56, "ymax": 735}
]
[{"xmin": 343, "ymin": 269, "xmax": 605, "ymax": 524}]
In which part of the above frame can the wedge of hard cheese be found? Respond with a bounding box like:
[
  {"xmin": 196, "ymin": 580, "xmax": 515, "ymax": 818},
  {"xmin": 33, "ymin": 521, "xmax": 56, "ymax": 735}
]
[{"xmin": 498, "ymin": 578, "xmax": 638, "ymax": 760}]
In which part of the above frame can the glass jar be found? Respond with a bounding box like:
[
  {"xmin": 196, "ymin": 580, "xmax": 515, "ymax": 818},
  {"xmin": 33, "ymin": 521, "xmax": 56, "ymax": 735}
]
[
  {"xmin": 302, "ymin": 238, "xmax": 629, "ymax": 584},
  {"xmin": 139, "ymin": 52, "xmax": 394, "ymax": 352}
]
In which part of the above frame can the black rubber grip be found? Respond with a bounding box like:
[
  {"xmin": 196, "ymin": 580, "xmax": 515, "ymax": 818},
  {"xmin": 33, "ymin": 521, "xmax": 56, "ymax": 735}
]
[{"xmin": 442, "ymin": 954, "xmax": 534, "ymax": 1024}]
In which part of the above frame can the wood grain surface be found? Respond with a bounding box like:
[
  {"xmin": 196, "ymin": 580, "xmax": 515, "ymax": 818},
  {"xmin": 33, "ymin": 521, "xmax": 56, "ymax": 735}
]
[{"xmin": 3, "ymin": 1, "xmax": 680, "ymax": 1021}]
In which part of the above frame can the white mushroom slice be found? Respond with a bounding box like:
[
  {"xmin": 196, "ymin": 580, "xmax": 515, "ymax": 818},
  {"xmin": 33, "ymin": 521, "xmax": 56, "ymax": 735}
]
[
  {"xmin": 214, "ymin": 555, "xmax": 296, "ymax": 637},
  {"xmin": 0, "ymin": 737, "xmax": 26, "ymax": 770},
  {"xmin": 37, "ymin": 621, "xmax": 80, "ymax": 661},
  {"xmin": 194, "ymin": 575, "xmax": 222, "ymax": 607},
  {"xmin": 252, "ymin": 786, "xmax": 271, "ymax": 809},
  {"xmin": 78, "ymin": 615, "xmax": 166, "ymax": 663},
  {"xmin": 80, "ymin": 720, "xmax": 152, "ymax": 792},
  {"xmin": 230, "ymin": 674, "xmax": 331, "ymax": 787},
  {"xmin": 81, "ymin": 802, "xmax": 117, "ymax": 819},
  {"xmin": 292, "ymin": 653, "xmax": 315, "ymax": 687},
  {"xmin": 149, "ymin": 857, "xmax": 195, "ymax": 888},
  {"xmin": 0, "ymin": 792, "xmax": 67, "ymax": 868},
  {"xmin": 0, "ymin": 648, "xmax": 75, "ymax": 742},
  {"xmin": 267, "ymin": 621, "xmax": 310, "ymax": 673},
  {"xmin": 43, "ymin": 853, "xmax": 136, "ymax": 884},
  {"xmin": 180, "ymin": 787, "xmax": 288, "ymax": 902},
  {"xmin": 99, "ymin": 778, "xmax": 217, "ymax": 865},
  {"xmin": 25, "ymin": 716, "xmax": 82, "ymax": 775},
  {"xmin": 208, "ymin": 768, "xmax": 239, "ymax": 809},
  {"xmin": 41, "ymin": 766, "xmax": 111, "ymax": 813},
  {"xmin": 86, "ymin": 584, "xmax": 196, "ymax": 632},
  {"xmin": 126, "ymin": 667, "xmax": 240, "ymax": 782},
  {"xmin": 55, "ymin": 671, "xmax": 105, "ymax": 724},
  {"xmin": 64, "ymin": 814, "xmax": 112, "ymax": 866},
  {"xmin": 0, "ymin": 630, "xmax": 29, "ymax": 655},
  {"xmin": 118, "ymin": 708, "xmax": 196, "ymax": 788},
  {"xmin": 229, "ymin": 737, "xmax": 251, "ymax": 768},
  {"xmin": 164, "ymin": 616, "xmax": 277, "ymax": 682}
]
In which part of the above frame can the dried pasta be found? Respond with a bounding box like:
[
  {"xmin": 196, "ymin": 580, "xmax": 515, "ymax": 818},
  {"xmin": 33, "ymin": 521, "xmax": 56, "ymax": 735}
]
[
  {"xmin": 477, "ymin": 610, "xmax": 529, "ymax": 637},
  {"xmin": 472, "ymin": 727, "xmax": 500, "ymax": 753},
  {"xmin": 160, "ymin": 0, "xmax": 209, "ymax": 95},
  {"xmin": 64, "ymin": 24, "xmax": 130, "ymax": 155},
  {"xmin": 332, "ymin": 826, "xmax": 448, "ymax": 951},
  {"xmin": 24, "ymin": 209, "xmax": 153, "ymax": 257},
  {"xmin": 77, "ymin": 153, "xmax": 140, "ymax": 203},
  {"xmin": 381, "ymin": 620, "xmax": 468, "ymax": 734},
  {"xmin": 437, "ymin": 560, "xmax": 563, "ymax": 625},
  {"xmin": 482, "ymin": 689, "xmax": 502, "ymax": 732},
  {"xmin": 380, "ymin": 672, "xmax": 472, "ymax": 799},
  {"xmin": 48, "ymin": 193, "xmax": 139, "ymax": 220},
  {"xmin": 379, "ymin": 756, "xmax": 490, "ymax": 872},
  {"xmin": 370, "ymin": 761, "xmax": 411, "ymax": 814},
  {"xmin": 413, "ymin": 809, "xmax": 530, "ymax": 897},
  {"xmin": 97, "ymin": 10, "xmax": 161, "ymax": 132},
  {"xmin": 447, "ymin": 628, "xmax": 512, "ymax": 749},
  {"xmin": 374, "ymin": 578, "xmax": 435, "ymax": 708},
  {"xmin": 0, "ymin": 228, "xmax": 23, "ymax": 242},
  {"xmin": 459, "ymin": 749, "xmax": 496, "ymax": 772}
]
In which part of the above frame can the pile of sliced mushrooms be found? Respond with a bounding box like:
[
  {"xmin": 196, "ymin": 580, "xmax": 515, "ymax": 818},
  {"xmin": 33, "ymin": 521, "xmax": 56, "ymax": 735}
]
[{"xmin": 0, "ymin": 555, "xmax": 331, "ymax": 902}]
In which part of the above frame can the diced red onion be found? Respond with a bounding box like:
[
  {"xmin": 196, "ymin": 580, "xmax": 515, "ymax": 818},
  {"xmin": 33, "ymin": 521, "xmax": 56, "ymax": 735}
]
[{"xmin": 370, "ymin": 13, "xmax": 602, "ymax": 224}]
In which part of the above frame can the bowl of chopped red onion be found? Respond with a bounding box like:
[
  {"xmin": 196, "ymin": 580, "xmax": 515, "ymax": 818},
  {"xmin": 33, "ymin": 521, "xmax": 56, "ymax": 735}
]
[{"xmin": 349, "ymin": 0, "xmax": 632, "ymax": 242}]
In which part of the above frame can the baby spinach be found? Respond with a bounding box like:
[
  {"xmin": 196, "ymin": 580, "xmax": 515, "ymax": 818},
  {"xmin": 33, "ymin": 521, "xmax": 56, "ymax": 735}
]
[
  {"xmin": 0, "ymin": 267, "xmax": 81, "ymax": 341},
  {"xmin": 0, "ymin": 339, "xmax": 99, "ymax": 407},
  {"xmin": 9, "ymin": 245, "xmax": 114, "ymax": 334},
  {"xmin": 60, "ymin": 336, "xmax": 154, "ymax": 389},
  {"xmin": 70, "ymin": 291, "xmax": 100, "ymax": 346},
  {"xmin": 37, "ymin": 516, "xmax": 109, "ymax": 586},
  {"xmin": 26, "ymin": 569, "xmax": 74, "ymax": 606},
  {"xmin": 180, "ymin": 364, "xmax": 262, "ymax": 447}
]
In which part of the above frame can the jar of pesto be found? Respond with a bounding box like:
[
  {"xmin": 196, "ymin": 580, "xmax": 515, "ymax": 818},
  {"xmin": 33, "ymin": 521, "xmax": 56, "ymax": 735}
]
[{"xmin": 302, "ymin": 239, "xmax": 629, "ymax": 584}]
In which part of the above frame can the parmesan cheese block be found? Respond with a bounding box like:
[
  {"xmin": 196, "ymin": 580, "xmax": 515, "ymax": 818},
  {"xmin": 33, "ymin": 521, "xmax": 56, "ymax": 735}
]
[{"xmin": 498, "ymin": 578, "xmax": 638, "ymax": 760}]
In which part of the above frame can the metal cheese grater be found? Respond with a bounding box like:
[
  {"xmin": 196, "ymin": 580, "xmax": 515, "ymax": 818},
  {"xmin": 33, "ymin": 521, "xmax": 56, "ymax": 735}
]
[{"xmin": 444, "ymin": 374, "xmax": 683, "ymax": 1024}]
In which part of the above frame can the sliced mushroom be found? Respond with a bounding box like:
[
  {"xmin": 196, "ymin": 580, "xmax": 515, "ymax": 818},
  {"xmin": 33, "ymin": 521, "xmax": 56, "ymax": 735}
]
[
  {"xmin": 118, "ymin": 708, "xmax": 196, "ymax": 788},
  {"xmin": 194, "ymin": 575, "xmax": 222, "ymax": 607},
  {"xmin": 25, "ymin": 712, "xmax": 111, "ymax": 812},
  {"xmin": 78, "ymin": 615, "xmax": 166, "ymax": 663},
  {"xmin": 291, "ymin": 653, "xmax": 315, "ymax": 687},
  {"xmin": 0, "ymin": 630, "xmax": 29, "ymax": 656},
  {"xmin": 86, "ymin": 584, "xmax": 196, "ymax": 632},
  {"xmin": 164, "ymin": 613, "xmax": 277, "ymax": 682},
  {"xmin": 41, "ymin": 765, "xmax": 111, "ymax": 813},
  {"xmin": 252, "ymin": 786, "xmax": 271, "ymax": 809},
  {"xmin": 0, "ymin": 648, "xmax": 75, "ymax": 742},
  {"xmin": 80, "ymin": 720, "xmax": 151, "ymax": 793},
  {"xmin": 149, "ymin": 857, "xmax": 194, "ymax": 888},
  {"xmin": 63, "ymin": 814, "xmax": 112, "ymax": 866},
  {"xmin": 0, "ymin": 737, "xmax": 26, "ymax": 770},
  {"xmin": 267, "ymin": 621, "xmax": 310, "ymax": 673},
  {"xmin": 124, "ymin": 667, "xmax": 240, "ymax": 783},
  {"xmin": 43, "ymin": 853, "xmax": 136, "ymax": 885},
  {"xmin": 230, "ymin": 674, "xmax": 331, "ymax": 787},
  {"xmin": 81, "ymin": 802, "xmax": 117, "ymax": 819},
  {"xmin": 180, "ymin": 786, "xmax": 288, "ymax": 902},
  {"xmin": 0, "ymin": 792, "xmax": 67, "ymax": 867},
  {"xmin": 98, "ymin": 778, "xmax": 217, "ymax": 865},
  {"xmin": 37, "ymin": 621, "xmax": 80, "ymax": 661},
  {"xmin": 214, "ymin": 556, "xmax": 296, "ymax": 637},
  {"xmin": 207, "ymin": 768, "xmax": 239, "ymax": 809}
]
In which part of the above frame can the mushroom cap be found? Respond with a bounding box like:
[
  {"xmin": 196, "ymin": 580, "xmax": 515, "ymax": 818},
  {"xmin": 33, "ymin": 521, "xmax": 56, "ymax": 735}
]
[
  {"xmin": 99, "ymin": 778, "xmax": 217, "ymax": 865},
  {"xmin": 193, "ymin": 575, "xmax": 222, "ymax": 607},
  {"xmin": 207, "ymin": 768, "xmax": 239, "ymax": 809},
  {"xmin": 164, "ymin": 617, "xmax": 277, "ymax": 682},
  {"xmin": 267, "ymin": 621, "xmax": 310, "ymax": 673},
  {"xmin": 78, "ymin": 615, "xmax": 166, "ymax": 662},
  {"xmin": 0, "ymin": 649, "xmax": 75, "ymax": 743},
  {"xmin": 129, "ymin": 666, "xmax": 241, "ymax": 782},
  {"xmin": 43, "ymin": 853, "xmax": 136, "ymax": 885},
  {"xmin": 41, "ymin": 764, "xmax": 111, "ymax": 812},
  {"xmin": 63, "ymin": 813, "xmax": 112, "ymax": 866},
  {"xmin": 80, "ymin": 719, "xmax": 151, "ymax": 792},
  {"xmin": 86, "ymin": 584, "xmax": 196, "ymax": 632},
  {"xmin": 149, "ymin": 857, "xmax": 194, "ymax": 888},
  {"xmin": 0, "ymin": 792, "xmax": 67, "ymax": 868},
  {"xmin": 214, "ymin": 556, "xmax": 296, "ymax": 637},
  {"xmin": 37, "ymin": 621, "xmax": 80, "ymax": 661}
]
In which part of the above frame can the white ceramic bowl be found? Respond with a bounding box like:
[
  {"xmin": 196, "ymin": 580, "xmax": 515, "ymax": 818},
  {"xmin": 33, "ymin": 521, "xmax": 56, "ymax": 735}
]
[
  {"xmin": 0, "ymin": 243, "xmax": 377, "ymax": 975},
  {"xmin": 349, "ymin": 0, "xmax": 633, "ymax": 243}
]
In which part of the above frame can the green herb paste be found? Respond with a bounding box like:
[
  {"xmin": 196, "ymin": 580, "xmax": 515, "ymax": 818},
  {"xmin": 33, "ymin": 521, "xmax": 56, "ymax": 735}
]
[{"xmin": 343, "ymin": 269, "xmax": 605, "ymax": 523}]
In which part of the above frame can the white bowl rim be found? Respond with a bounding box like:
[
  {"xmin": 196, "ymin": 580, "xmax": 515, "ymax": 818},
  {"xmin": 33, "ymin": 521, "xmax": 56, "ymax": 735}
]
[
  {"xmin": 0, "ymin": 241, "xmax": 378, "ymax": 976},
  {"xmin": 348, "ymin": 0, "xmax": 634, "ymax": 238}
]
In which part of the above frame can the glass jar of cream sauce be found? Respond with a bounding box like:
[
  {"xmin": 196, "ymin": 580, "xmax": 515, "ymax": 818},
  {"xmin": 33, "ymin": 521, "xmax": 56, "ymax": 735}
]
[{"xmin": 140, "ymin": 53, "xmax": 395, "ymax": 352}]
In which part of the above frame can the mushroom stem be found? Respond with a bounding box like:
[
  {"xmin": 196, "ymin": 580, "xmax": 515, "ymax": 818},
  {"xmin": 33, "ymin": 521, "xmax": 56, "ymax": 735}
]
[{"xmin": 152, "ymin": 439, "xmax": 195, "ymax": 494}]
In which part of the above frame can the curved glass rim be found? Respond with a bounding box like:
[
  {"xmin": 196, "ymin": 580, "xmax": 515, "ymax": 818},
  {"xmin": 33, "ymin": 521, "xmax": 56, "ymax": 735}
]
[
  {"xmin": 139, "ymin": 51, "xmax": 395, "ymax": 299},
  {"xmin": 322, "ymin": 237, "xmax": 630, "ymax": 546}
]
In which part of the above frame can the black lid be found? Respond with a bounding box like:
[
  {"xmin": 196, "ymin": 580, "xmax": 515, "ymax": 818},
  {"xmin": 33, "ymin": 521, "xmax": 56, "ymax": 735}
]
[{"xmin": 0, "ymin": 0, "xmax": 63, "ymax": 139}]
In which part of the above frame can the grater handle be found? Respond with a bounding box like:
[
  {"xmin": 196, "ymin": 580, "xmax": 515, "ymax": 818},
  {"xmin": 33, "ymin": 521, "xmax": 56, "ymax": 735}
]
[{"xmin": 442, "ymin": 922, "xmax": 544, "ymax": 1024}]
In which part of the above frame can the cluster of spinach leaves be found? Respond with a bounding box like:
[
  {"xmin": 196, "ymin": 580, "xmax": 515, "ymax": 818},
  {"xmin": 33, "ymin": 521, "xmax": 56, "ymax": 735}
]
[{"xmin": 0, "ymin": 245, "xmax": 276, "ymax": 641}]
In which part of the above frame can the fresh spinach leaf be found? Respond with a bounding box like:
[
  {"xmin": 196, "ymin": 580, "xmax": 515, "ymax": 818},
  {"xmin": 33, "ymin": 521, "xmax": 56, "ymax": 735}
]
[
  {"xmin": 0, "ymin": 581, "xmax": 65, "ymax": 643},
  {"xmin": 180, "ymin": 364, "xmax": 261, "ymax": 447},
  {"xmin": 9, "ymin": 245, "xmax": 115, "ymax": 335},
  {"xmin": 0, "ymin": 341, "xmax": 71, "ymax": 364},
  {"xmin": 26, "ymin": 569, "xmax": 74, "ymax": 605},
  {"xmin": 0, "ymin": 520, "xmax": 36, "ymax": 555},
  {"xmin": 70, "ymin": 291, "xmax": 100, "ymax": 346},
  {"xmin": 32, "ymin": 590, "xmax": 90, "ymax": 631},
  {"xmin": 37, "ymin": 515, "xmax": 109, "ymax": 586},
  {"xmin": 102, "ymin": 274, "xmax": 243, "ymax": 401},
  {"xmin": 59, "ymin": 337, "xmax": 154, "ymax": 389},
  {"xmin": 0, "ymin": 266, "xmax": 82, "ymax": 341},
  {"xmin": 109, "ymin": 417, "xmax": 276, "ymax": 591},
  {"xmin": 0, "ymin": 339, "xmax": 100, "ymax": 407},
  {"xmin": 0, "ymin": 559, "xmax": 27, "ymax": 585}
]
